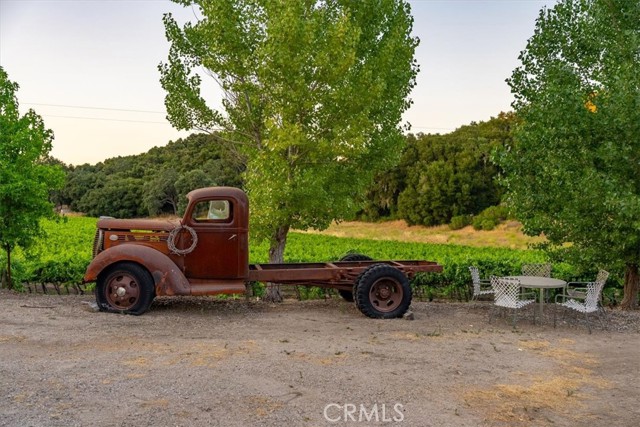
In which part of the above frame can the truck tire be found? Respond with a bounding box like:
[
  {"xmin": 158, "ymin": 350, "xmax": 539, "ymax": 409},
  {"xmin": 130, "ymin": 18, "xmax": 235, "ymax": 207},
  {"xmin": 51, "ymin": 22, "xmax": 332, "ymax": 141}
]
[
  {"xmin": 96, "ymin": 262, "xmax": 155, "ymax": 315},
  {"xmin": 354, "ymin": 264, "xmax": 412, "ymax": 319},
  {"xmin": 337, "ymin": 253, "xmax": 373, "ymax": 303}
]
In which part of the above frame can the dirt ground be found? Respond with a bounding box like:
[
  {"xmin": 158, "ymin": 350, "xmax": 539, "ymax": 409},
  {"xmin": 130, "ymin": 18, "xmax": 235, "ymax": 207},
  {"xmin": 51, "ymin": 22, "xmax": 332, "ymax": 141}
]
[{"xmin": 1, "ymin": 290, "xmax": 639, "ymax": 427}]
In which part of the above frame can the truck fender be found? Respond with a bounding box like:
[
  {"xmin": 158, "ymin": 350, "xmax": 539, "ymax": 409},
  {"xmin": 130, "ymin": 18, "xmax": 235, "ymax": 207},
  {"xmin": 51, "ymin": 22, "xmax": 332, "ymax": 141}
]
[{"xmin": 84, "ymin": 245, "xmax": 191, "ymax": 296}]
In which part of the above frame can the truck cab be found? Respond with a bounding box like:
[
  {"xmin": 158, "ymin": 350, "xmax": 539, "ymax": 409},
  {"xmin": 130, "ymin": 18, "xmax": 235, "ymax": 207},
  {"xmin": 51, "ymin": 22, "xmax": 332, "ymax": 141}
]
[
  {"xmin": 85, "ymin": 187, "xmax": 250, "ymax": 314},
  {"xmin": 180, "ymin": 187, "xmax": 249, "ymax": 280}
]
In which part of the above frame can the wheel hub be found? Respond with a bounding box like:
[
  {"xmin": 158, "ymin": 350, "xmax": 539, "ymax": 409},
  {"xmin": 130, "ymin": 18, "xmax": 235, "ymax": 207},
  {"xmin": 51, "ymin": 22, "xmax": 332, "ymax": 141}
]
[
  {"xmin": 105, "ymin": 273, "xmax": 140, "ymax": 309},
  {"xmin": 369, "ymin": 278, "xmax": 402, "ymax": 313},
  {"xmin": 377, "ymin": 285, "xmax": 392, "ymax": 299}
]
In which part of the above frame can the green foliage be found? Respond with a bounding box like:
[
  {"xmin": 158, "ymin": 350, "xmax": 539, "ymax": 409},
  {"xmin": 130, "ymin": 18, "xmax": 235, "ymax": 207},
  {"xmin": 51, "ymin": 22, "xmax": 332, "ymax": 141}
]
[
  {"xmin": 449, "ymin": 215, "xmax": 472, "ymax": 230},
  {"xmin": 472, "ymin": 205, "xmax": 508, "ymax": 231},
  {"xmin": 367, "ymin": 113, "xmax": 513, "ymax": 227},
  {"xmin": 501, "ymin": 0, "xmax": 640, "ymax": 307},
  {"xmin": 9, "ymin": 217, "xmax": 95, "ymax": 290},
  {"xmin": 0, "ymin": 66, "xmax": 65, "ymax": 287},
  {"xmin": 143, "ymin": 168, "xmax": 179, "ymax": 216},
  {"xmin": 76, "ymin": 177, "xmax": 146, "ymax": 218},
  {"xmin": 161, "ymin": 0, "xmax": 420, "ymax": 263},
  {"xmin": 61, "ymin": 133, "xmax": 243, "ymax": 218},
  {"xmin": 174, "ymin": 169, "xmax": 216, "ymax": 215}
]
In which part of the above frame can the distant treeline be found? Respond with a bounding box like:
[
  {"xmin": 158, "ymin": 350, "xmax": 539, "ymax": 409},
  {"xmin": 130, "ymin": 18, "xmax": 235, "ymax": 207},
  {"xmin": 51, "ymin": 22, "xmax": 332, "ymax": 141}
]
[
  {"xmin": 51, "ymin": 113, "xmax": 513, "ymax": 224},
  {"xmin": 52, "ymin": 133, "xmax": 244, "ymax": 218},
  {"xmin": 361, "ymin": 112, "xmax": 513, "ymax": 226}
]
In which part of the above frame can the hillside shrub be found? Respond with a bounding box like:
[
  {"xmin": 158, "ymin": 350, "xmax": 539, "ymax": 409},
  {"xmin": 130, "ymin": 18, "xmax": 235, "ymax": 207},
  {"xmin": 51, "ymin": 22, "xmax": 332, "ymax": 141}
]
[
  {"xmin": 472, "ymin": 205, "xmax": 509, "ymax": 231},
  {"xmin": 449, "ymin": 215, "xmax": 472, "ymax": 230}
]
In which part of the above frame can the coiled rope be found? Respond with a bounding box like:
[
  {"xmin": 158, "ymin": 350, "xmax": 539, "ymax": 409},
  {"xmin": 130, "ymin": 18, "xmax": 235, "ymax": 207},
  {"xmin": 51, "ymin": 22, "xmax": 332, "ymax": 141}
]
[{"xmin": 167, "ymin": 225, "xmax": 198, "ymax": 255}]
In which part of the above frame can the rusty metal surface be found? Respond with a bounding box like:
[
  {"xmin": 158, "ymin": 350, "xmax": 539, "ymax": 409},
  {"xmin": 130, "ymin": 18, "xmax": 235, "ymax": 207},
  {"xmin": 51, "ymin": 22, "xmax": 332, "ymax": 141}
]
[
  {"xmin": 84, "ymin": 245, "xmax": 191, "ymax": 296},
  {"xmin": 97, "ymin": 218, "xmax": 179, "ymax": 232},
  {"xmin": 187, "ymin": 279, "xmax": 247, "ymax": 296},
  {"xmin": 248, "ymin": 260, "xmax": 442, "ymax": 286},
  {"xmin": 182, "ymin": 187, "xmax": 250, "ymax": 279}
]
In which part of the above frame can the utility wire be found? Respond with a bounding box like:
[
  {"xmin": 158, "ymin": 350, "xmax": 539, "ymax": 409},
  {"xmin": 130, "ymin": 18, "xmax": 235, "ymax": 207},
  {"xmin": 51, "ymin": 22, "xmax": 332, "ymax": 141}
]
[
  {"xmin": 26, "ymin": 102, "xmax": 454, "ymax": 131},
  {"xmin": 42, "ymin": 114, "xmax": 172, "ymax": 125},
  {"xmin": 24, "ymin": 102, "xmax": 166, "ymax": 115}
]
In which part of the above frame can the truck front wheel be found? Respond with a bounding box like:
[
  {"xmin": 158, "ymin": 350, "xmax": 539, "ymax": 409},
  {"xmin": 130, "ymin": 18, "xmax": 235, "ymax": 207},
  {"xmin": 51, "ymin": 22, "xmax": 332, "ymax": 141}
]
[
  {"xmin": 96, "ymin": 263, "xmax": 155, "ymax": 315},
  {"xmin": 355, "ymin": 264, "xmax": 411, "ymax": 319}
]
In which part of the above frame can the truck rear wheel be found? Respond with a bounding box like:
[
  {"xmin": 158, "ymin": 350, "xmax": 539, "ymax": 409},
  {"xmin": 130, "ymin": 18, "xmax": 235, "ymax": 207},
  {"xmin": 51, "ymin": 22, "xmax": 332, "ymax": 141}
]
[
  {"xmin": 337, "ymin": 253, "xmax": 372, "ymax": 302},
  {"xmin": 96, "ymin": 263, "xmax": 155, "ymax": 315},
  {"xmin": 354, "ymin": 264, "xmax": 411, "ymax": 319}
]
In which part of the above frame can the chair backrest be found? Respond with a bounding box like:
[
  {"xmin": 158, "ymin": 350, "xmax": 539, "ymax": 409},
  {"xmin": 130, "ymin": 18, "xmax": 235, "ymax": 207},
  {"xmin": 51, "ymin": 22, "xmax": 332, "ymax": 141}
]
[
  {"xmin": 490, "ymin": 276, "xmax": 521, "ymax": 308},
  {"xmin": 583, "ymin": 281, "xmax": 605, "ymax": 312},
  {"xmin": 468, "ymin": 266, "xmax": 482, "ymax": 294},
  {"xmin": 595, "ymin": 269, "xmax": 609, "ymax": 285},
  {"xmin": 521, "ymin": 263, "xmax": 551, "ymax": 277}
]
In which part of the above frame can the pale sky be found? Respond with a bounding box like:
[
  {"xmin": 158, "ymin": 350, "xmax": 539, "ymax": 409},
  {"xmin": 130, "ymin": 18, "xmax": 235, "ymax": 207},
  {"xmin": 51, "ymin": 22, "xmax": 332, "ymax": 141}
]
[{"xmin": 0, "ymin": 0, "xmax": 556, "ymax": 166}]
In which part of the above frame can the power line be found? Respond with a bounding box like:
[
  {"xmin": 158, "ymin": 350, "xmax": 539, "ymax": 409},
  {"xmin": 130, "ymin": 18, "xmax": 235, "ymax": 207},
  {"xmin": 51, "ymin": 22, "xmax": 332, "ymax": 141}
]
[
  {"xmin": 25, "ymin": 102, "xmax": 455, "ymax": 131},
  {"xmin": 24, "ymin": 102, "xmax": 166, "ymax": 115},
  {"xmin": 42, "ymin": 114, "xmax": 172, "ymax": 125}
]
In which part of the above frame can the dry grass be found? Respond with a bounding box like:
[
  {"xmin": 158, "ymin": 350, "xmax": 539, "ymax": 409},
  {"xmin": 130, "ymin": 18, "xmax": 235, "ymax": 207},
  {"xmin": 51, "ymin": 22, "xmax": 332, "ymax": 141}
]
[
  {"xmin": 462, "ymin": 339, "xmax": 611, "ymax": 426},
  {"xmin": 304, "ymin": 220, "xmax": 544, "ymax": 249}
]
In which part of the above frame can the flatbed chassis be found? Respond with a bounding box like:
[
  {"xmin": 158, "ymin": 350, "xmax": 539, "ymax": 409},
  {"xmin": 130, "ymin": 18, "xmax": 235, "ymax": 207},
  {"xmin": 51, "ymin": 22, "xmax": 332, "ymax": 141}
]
[{"xmin": 249, "ymin": 260, "xmax": 442, "ymax": 291}]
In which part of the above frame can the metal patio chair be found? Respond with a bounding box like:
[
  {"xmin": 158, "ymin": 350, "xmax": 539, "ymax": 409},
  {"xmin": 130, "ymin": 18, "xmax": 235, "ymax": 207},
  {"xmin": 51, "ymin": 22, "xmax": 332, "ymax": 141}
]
[
  {"xmin": 489, "ymin": 276, "xmax": 536, "ymax": 327},
  {"xmin": 468, "ymin": 266, "xmax": 493, "ymax": 301},
  {"xmin": 521, "ymin": 263, "xmax": 552, "ymax": 277},
  {"xmin": 522, "ymin": 263, "xmax": 553, "ymax": 302},
  {"xmin": 565, "ymin": 269, "xmax": 609, "ymax": 318},
  {"xmin": 554, "ymin": 279, "xmax": 607, "ymax": 334}
]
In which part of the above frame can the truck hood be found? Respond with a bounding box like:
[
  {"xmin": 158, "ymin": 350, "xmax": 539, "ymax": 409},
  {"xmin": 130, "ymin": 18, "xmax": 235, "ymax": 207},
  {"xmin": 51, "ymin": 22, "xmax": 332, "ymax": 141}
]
[{"xmin": 97, "ymin": 217, "xmax": 180, "ymax": 232}]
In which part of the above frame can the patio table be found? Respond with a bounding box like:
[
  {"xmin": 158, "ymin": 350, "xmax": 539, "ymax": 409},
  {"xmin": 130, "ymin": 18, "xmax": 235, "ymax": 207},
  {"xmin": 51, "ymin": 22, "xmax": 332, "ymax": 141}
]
[{"xmin": 508, "ymin": 276, "xmax": 567, "ymax": 316}]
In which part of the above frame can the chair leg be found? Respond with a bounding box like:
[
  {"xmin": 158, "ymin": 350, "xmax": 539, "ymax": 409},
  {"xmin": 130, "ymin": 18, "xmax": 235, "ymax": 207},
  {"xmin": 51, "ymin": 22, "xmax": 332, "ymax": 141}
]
[
  {"xmin": 599, "ymin": 305, "xmax": 608, "ymax": 321},
  {"xmin": 553, "ymin": 305, "xmax": 558, "ymax": 328},
  {"xmin": 597, "ymin": 311, "xmax": 607, "ymax": 331},
  {"xmin": 597, "ymin": 310, "xmax": 606, "ymax": 331},
  {"xmin": 584, "ymin": 311, "xmax": 592, "ymax": 334}
]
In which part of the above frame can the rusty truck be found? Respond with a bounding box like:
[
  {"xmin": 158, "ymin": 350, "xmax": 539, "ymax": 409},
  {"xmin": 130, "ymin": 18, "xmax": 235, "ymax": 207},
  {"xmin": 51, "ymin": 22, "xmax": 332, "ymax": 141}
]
[{"xmin": 84, "ymin": 187, "xmax": 442, "ymax": 318}]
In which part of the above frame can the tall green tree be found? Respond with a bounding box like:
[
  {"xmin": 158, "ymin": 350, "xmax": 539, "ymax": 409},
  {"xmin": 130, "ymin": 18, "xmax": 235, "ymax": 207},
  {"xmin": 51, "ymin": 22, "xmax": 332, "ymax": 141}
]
[
  {"xmin": 143, "ymin": 168, "xmax": 180, "ymax": 216},
  {"xmin": 160, "ymin": 0, "xmax": 419, "ymax": 300},
  {"xmin": 501, "ymin": 0, "xmax": 640, "ymax": 308},
  {"xmin": 0, "ymin": 67, "xmax": 65, "ymax": 288},
  {"xmin": 174, "ymin": 169, "xmax": 216, "ymax": 214}
]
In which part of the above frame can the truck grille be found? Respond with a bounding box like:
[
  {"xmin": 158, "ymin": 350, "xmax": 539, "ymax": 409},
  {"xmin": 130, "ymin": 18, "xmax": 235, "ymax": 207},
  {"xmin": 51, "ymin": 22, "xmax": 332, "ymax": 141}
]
[{"xmin": 92, "ymin": 229, "xmax": 104, "ymax": 258}]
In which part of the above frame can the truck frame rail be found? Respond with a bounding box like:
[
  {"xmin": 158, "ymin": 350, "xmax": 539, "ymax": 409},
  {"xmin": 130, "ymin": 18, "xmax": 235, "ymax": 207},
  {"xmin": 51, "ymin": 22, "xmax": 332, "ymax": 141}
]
[{"xmin": 248, "ymin": 260, "xmax": 442, "ymax": 291}]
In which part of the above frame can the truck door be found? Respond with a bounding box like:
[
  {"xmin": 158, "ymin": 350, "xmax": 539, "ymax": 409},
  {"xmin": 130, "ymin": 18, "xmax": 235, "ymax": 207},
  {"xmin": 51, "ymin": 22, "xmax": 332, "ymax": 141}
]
[{"xmin": 183, "ymin": 197, "xmax": 248, "ymax": 280}]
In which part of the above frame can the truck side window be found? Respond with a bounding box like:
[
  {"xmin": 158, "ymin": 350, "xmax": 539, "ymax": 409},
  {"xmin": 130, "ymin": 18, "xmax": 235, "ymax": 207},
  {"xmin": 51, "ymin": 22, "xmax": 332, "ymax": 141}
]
[{"xmin": 192, "ymin": 200, "xmax": 231, "ymax": 222}]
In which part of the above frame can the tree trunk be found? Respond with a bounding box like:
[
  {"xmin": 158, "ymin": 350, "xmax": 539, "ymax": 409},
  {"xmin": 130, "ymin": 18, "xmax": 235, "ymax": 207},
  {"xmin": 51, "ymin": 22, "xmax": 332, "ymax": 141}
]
[
  {"xmin": 620, "ymin": 263, "xmax": 639, "ymax": 310},
  {"xmin": 263, "ymin": 224, "xmax": 290, "ymax": 303}
]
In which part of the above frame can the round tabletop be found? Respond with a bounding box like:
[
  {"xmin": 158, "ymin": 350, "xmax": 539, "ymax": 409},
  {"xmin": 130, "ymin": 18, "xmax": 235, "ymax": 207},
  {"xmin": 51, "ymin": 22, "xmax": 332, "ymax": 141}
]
[{"xmin": 508, "ymin": 276, "xmax": 567, "ymax": 289}]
